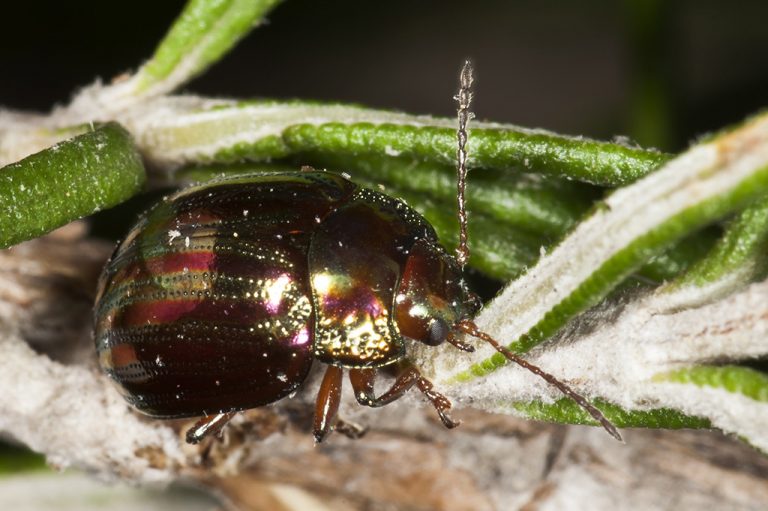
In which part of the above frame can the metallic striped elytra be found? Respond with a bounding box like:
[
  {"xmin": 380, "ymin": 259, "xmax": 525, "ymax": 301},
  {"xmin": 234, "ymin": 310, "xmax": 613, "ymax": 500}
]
[{"xmin": 94, "ymin": 170, "xmax": 479, "ymax": 441}]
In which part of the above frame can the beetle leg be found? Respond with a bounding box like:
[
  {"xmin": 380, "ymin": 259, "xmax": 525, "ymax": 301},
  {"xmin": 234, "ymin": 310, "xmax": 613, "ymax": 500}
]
[
  {"xmin": 349, "ymin": 365, "xmax": 459, "ymax": 428},
  {"xmin": 313, "ymin": 365, "xmax": 344, "ymax": 443},
  {"xmin": 446, "ymin": 332, "xmax": 475, "ymax": 352},
  {"xmin": 186, "ymin": 411, "xmax": 237, "ymax": 444}
]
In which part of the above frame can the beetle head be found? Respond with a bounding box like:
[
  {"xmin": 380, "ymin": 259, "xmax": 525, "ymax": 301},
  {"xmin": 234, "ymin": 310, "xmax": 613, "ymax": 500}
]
[{"xmin": 394, "ymin": 239, "xmax": 480, "ymax": 346}]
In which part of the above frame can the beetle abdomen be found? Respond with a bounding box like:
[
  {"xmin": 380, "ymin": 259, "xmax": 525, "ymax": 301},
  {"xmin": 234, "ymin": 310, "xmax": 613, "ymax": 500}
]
[{"xmin": 95, "ymin": 172, "xmax": 356, "ymax": 418}]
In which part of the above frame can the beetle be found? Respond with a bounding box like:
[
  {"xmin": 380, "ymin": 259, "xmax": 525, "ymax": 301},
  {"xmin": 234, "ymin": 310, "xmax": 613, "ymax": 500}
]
[{"xmin": 94, "ymin": 62, "xmax": 621, "ymax": 444}]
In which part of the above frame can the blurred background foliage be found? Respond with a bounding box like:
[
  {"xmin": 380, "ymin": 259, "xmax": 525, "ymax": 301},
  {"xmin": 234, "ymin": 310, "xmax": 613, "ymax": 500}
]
[{"xmin": 2, "ymin": 0, "xmax": 768, "ymax": 154}]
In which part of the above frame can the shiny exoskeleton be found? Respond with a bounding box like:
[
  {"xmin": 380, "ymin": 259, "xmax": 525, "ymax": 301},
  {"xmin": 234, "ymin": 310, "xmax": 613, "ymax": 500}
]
[
  {"xmin": 94, "ymin": 171, "xmax": 479, "ymax": 442},
  {"xmin": 96, "ymin": 61, "xmax": 622, "ymax": 444}
]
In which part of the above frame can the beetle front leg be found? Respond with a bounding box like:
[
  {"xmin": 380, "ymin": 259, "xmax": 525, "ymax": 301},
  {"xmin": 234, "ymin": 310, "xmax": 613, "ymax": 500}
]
[
  {"xmin": 186, "ymin": 411, "xmax": 237, "ymax": 444},
  {"xmin": 313, "ymin": 365, "xmax": 344, "ymax": 443},
  {"xmin": 349, "ymin": 365, "xmax": 459, "ymax": 428}
]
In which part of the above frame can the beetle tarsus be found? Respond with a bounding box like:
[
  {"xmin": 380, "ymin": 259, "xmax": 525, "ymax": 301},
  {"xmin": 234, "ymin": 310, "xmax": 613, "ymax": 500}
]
[
  {"xmin": 416, "ymin": 375, "xmax": 460, "ymax": 428},
  {"xmin": 436, "ymin": 409, "xmax": 460, "ymax": 429}
]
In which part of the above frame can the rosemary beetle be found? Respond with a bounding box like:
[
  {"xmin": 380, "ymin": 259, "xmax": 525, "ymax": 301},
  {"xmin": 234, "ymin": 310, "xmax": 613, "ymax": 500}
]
[{"xmin": 94, "ymin": 62, "xmax": 621, "ymax": 444}]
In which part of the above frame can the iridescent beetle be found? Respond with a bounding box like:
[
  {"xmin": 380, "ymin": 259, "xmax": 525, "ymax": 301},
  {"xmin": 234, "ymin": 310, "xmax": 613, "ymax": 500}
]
[{"xmin": 94, "ymin": 62, "xmax": 621, "ymax": 443}]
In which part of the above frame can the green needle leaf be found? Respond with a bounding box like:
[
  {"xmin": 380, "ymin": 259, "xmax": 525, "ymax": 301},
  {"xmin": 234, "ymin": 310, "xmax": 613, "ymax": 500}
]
[
  {"xmin": 136, "ymin": 0, "xmax": 283, "ymax": 97},
  {"xmin": 0, "ymin": 123, "xmax": 145, "ymax": 248},
  {"xmin": 655, "ymin": 366, "xmax": 768, "ymax": 402},
  {"xmin": 56, "ymin": 1, "xmax": 283, "ymax": 119},
  {"xmin": 301, "ymin": 151, "xmax": 599, "ymax": 238},
  {"xmin": 449, "ymin": 111, "xmax": 768, "ymax": 381},
  {"xmin": 354, "ymin": 180, "xmax": 541, "ymax": 280},
  {"xmin": 282, "ymin": 123, "xmax": 670, "ymax": 186},
  {"xmin": 511, "ymin": 399, "xmax": 710, "ymax": 429},
  {"xmin": 659, "ymin": 199, "xmax": 768, "ymax": 308},
  {"xmin": 124, "ymin": 99, "xmax": 668, "ymax": 187},
  {"xmin": 174, "ymin": 154, "xmax": 711, "ymax": 284}
]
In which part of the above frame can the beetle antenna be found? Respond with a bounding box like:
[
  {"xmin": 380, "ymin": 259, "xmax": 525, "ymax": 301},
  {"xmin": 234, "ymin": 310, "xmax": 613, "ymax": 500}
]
[
  {"xmin": 454, "ymin": 59, "xmax": 474, "ymax": 268},
  {"xmin": 454, "ymin": 320, "xmax": 623, "ymax": 442}
]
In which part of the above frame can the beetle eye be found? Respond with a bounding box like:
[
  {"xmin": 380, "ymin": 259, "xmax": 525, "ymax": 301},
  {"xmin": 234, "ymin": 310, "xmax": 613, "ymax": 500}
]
[{"xmin": 426, "ymin": 318, "xmax": 450, "ymax": 346}]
